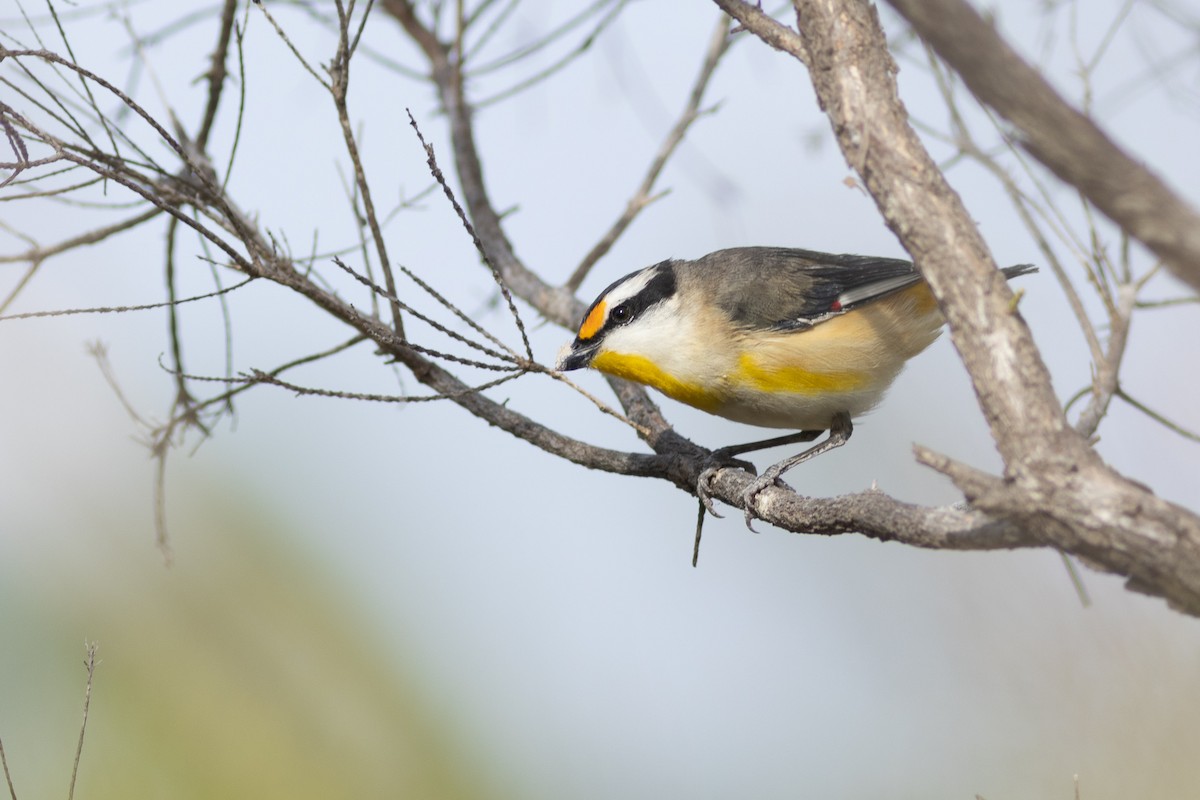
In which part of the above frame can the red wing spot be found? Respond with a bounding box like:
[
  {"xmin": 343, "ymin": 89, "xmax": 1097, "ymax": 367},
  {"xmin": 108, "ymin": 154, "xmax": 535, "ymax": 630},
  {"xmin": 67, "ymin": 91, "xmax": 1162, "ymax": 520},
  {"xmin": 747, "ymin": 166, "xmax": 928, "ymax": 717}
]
[{"xmin": 831, "ymin": 300, "xmax": 843, "ymax": 311}]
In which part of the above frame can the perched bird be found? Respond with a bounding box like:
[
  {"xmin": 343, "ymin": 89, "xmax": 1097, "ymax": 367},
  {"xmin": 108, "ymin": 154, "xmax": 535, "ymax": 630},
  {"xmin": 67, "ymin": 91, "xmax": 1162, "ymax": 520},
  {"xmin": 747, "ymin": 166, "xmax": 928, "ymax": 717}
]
[{"xmin": 557, "ymin": 246, "xmax": 1035, "ymax": 523}]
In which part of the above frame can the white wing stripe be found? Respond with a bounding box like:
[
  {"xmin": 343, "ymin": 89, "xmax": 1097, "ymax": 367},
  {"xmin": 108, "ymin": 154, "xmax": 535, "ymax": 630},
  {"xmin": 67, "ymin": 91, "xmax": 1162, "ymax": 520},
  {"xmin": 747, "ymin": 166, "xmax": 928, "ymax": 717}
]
[{"xmin": 836, "ymin": 274, "xmax": 920, "ymax": 308}]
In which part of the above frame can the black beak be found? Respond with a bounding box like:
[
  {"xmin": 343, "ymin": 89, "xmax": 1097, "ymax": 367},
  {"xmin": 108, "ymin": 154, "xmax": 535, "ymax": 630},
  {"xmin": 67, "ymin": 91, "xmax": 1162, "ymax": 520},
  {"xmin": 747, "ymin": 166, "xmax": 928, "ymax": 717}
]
[{"xmin": 556, "ymin": 340, "xmax": 596, "ymax": 371}]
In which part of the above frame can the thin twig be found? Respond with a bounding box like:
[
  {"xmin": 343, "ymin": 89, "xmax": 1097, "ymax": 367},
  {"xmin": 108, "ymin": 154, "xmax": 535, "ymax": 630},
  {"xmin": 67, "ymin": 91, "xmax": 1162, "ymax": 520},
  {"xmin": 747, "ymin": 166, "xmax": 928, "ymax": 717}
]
[
  {"xmin": 329, "ymin": 0, "xmax": 404, "ymax": 337},
  {"xmin": 44, "ymin": 0, "xmax": 121, "ymax": 160},
  {"xmin": 87, "ymin": 341, "xmax": 152, "ymax": 429},
  {"xmin": 195, "ymin": 0, "xmax": 239, "ymax": 153},
  {"xmin": 330, "ymin": 257, "xmax": 518, "ymax": 365},
  {"xmin": 164, "ymin": 217, "xmax": 196, "ymax": 421},
  {"xmin": 191, "ymin": 207, "xmax": 238, "ymax": 404},
  {"xmin": 67, "ymin": 642, "xmax": 98, "ymax": 800},
  {"xmin": 153, "ymin": 445, "xmax": 172, "ymax": 565},
  {"xmin": 1073, "ymin": 282, "xmax": 1135, "ymax": 439},
  {"xmin": 474, "ymin": 0, "xmax": 628, "ymax": 108},
  {"xmin": 462, "ymin": 0, "xmax": 519, "ymax": 61},
  {"xmin": 545, "ymin": 369, "xmax": 652, "ymax": 437},
  {"xmin": 1058, "ymin": 550, "xmax": 1092, "ymax": 608},
  {"xmin": 470, "ymin": 0, "xmax": 618, "ymax": 73},
  {"xmin": 1117, "ymin": 387, "xmax": 1200, "ymax": 444},
  {"xmin": 921, "ymin": 41, "xmax": 1143, "ymax": 444},
  {"xmin": 0, "ymin": 275, "xmax": 255, "ymax": 321},
  {"xmin": 0, "ymin": 732, "xmax": 17, "ymax": 800},
  {"xmin": 407, "ymin": 110, "xmax": 533, "ymax": 359},
  {"xmin": 156, "ymin": 336, "xmax": 369, "ymax": 430},
  {"xmin": 398, "ymin": 264, "xmax": 515, "ymax": 355},
  {"xmin": 219, "ymin": 17, "xmax": 248, "ymax": 194},
  {"xmin": 0, "ymin": 203, "xmax": 160, "ymax": 266},
  {"xmin": 250, "ymin": 0, "xmax": 330, "ymax": 89},
  {"xmin": 922, "ymin": 45, "xmax": 1107, "ymax": 368},
  {"xmin": 567, "ymin": 13, "xmax": 732, "ymax": 291},
  {"xmin": 251, "ymin": 367, "xmax": 524, "ymax": 403},
  {"xmin": 0, "ymin": 48, "xmax": 197, "ymax": 180}
]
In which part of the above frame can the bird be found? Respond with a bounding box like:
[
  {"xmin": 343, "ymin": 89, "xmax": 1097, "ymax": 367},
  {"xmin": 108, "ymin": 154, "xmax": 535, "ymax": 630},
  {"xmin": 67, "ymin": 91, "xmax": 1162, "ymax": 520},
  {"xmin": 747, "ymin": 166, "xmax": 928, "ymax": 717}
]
[{"xmin": 556, "ymin": 246, "xmax": 1036, "ymax": 525}]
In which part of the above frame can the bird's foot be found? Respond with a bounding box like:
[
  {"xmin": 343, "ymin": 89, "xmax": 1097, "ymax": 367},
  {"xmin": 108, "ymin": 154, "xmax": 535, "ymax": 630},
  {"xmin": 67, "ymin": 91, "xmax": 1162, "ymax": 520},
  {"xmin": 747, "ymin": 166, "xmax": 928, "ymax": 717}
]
[
  {"xmin": 696, "ymin": 448, "xmax": 757, "ymax": 519},
  {"xmin": 738, "ymin": 463, "xmax": 791, "ymax": 531}
]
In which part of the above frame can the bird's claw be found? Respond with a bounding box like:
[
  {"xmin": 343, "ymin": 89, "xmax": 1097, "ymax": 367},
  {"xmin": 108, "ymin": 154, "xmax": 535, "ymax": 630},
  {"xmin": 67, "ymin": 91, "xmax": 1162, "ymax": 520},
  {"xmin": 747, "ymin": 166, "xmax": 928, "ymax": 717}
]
[
  {"xmin": 739, "ymin": 467, "xmax": 792, "ymax": 531},
  {"xmin": 696, "ymin": 451, "xmax": 758, "ymax": 519},
  {"xmin": 696, "ymin": 465, "xmax": 724, "ymax": 518}
]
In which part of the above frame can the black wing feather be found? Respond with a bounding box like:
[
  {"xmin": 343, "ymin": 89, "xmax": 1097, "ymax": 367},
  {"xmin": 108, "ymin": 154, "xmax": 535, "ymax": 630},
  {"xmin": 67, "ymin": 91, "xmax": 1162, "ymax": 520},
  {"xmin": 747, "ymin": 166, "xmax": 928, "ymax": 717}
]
[{"xmin": 690, "ymin": 247, "xmax": 921, "ymax": 330}]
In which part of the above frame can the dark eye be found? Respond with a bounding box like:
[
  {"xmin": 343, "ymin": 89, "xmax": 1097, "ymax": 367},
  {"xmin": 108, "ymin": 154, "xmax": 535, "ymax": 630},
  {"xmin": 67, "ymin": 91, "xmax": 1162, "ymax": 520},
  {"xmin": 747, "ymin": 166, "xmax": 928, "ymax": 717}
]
[{"xmin": 611, "ymin": 304, "xmax": 631, "ymax": 323}]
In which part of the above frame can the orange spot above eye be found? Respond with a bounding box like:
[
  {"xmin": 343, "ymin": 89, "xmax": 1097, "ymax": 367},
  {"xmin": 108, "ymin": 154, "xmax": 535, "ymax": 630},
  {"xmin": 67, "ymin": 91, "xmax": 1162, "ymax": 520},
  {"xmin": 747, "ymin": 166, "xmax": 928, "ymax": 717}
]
[{"xmin": 578, "ymin": 300, "xmax": 607, "ymax": 340}]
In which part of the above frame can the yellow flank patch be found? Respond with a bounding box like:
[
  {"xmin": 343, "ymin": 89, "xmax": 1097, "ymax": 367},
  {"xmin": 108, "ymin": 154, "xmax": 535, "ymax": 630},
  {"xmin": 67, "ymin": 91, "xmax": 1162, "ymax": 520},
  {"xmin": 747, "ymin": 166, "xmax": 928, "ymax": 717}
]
[
  {"xmin": 578, "ymin": 300, "xmax": 607, "ymax": 341},
  {"xmin": 905, "ymin": 282, "xmax": 938, "ymax": 315},
  {"xmin": 591, "ymin": 351, "xmax": 723, "ymax": 412},
  {"xmin": 735, "ymin": 352, "xmax": 867, "ymax": 395}
]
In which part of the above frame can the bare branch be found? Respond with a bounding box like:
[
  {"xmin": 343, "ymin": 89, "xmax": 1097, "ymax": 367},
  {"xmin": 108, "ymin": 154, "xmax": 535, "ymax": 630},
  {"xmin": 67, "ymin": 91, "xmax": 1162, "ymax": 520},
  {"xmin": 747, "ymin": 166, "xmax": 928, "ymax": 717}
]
[
  {"xmin": 920, "ymin": 46, "xmax": 1108, "ymax": 370},
  {"xmin": 194, "ymin": 0, "xmax": 239, "ymax": 153},
  {"xmin": 917, "ymin": 42, "xmax": 1144, "ymax": 443},
  {"xmin": 250, "ymin": 366, "xmax": 524, "ymax": 404},
  {"xmin": 329, "ymin": 0, "xmax": 405, "ymax": 337},
  {"xmin": 1116, "ymin": 387, "xmax": 1200, "ymax": 445},
  {"xmin": 0, "ymin": 47, "xmax": 190, "ymax": 171},
  {"xmin": 67, "ymin": 642, "xmax": 98, "ymax": 800},
  {"xmin": 43, "ymin": 0, "xmax": 121, "ymax": 160},
  {"xmin": 0, "ymin": 732, "xmax": 16, "ymax": 800},
  {"xmin": 406, "ymin": 110, "xmax": 532, "ymax": 359},
  {"xmin": 0, "ymin": 274, "xmax": 255, "ymax": 322},
  {"xmin": 472, "ymin": 0, "xmax": 627, "ymax": 108},
  {"xmin": 701, "ymin": 463, "xmax": 1037, "ymax": 550},
  {"xmin": 251, "ymin": 0, "xmax": 330, "ymax": 90},
  {"xmin": 718, "ymin": 2, "xmax": 807, "ymax": 60},
  {"xmin": 887, "ymin": 0, "xmax": 1200, "ymax": 294},
  {"xmin": 705, "ymin": 0, "xmax": 1200, "ymax": 614},
  {"xmin": 89, "ymin": 341, "xmax": 152, "ymax": 429},
  {"xmin": 382, "ymin": 0, "xmax": 584, "ymax": 328},
  {"xmin": 467, "ymin": 0, "xmax": 620, "ymax": 74},
  {"xmin": 0, "ymin": 203, "xmax": 158, "ymax": 260},
  {"xmin": 1072, "ymin": 281, "xmax": 1136, "ymax": 440}
]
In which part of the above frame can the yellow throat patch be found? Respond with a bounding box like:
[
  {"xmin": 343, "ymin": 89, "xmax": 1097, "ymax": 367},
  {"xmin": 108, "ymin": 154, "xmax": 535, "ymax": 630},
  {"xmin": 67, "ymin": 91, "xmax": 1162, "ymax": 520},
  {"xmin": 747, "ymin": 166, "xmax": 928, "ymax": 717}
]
[{"xmin": 590, "ymin": 351, "xmax": 722, "ymax": 412}]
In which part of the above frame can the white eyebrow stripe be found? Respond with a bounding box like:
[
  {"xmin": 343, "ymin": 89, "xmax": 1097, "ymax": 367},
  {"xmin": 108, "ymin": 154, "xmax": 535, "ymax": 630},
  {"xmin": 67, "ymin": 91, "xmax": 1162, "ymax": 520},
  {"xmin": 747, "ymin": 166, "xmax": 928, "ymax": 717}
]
[{"xmin": 604, "ymin": 267, "xmax": 658, "ymax": 306}]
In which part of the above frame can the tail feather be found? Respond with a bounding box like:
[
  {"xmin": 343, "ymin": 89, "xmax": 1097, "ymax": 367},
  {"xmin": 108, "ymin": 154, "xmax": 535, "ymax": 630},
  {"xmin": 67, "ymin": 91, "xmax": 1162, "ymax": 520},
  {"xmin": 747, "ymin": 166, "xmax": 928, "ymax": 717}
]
[{"xmin": 1001, "ymin": 263, "xmax": 1038, "ymax": 280}]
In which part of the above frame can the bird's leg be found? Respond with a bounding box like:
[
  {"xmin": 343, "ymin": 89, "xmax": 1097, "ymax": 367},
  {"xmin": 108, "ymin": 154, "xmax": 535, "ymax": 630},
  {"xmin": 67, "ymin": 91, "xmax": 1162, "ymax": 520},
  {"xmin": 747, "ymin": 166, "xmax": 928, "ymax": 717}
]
[
  {"xmin": 741, "ymin": 412, "xmax": 854, "ymax": 529},
  {"xmin": 696, "ymin": 429, "xmax": 824, "ymax": 518}
]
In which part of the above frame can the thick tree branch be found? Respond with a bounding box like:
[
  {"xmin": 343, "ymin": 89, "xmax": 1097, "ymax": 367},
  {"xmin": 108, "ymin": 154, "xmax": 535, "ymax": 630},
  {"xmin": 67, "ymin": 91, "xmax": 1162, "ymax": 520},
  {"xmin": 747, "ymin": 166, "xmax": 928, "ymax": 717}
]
[
  {"xmin": 707, "ymin": 0, "xmax": 1200, "ymax": 614},
  {"xmin": 700, "ymin": 464, "xmax": 1038, "ymax": 550},
  {"xmin": 887, "ymin": 0, "xmax": 1200, "ymax": 295}
]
